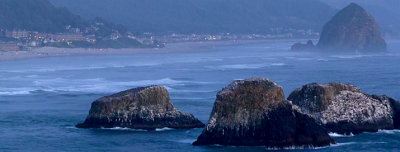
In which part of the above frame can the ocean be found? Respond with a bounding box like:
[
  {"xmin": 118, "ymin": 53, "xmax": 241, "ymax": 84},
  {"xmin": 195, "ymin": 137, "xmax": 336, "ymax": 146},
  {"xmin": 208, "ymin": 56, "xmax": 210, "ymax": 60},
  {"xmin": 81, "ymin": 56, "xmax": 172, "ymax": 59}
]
[{"xmin": 0, "ymin": 40, "xmax": 399, "ymax": 151}]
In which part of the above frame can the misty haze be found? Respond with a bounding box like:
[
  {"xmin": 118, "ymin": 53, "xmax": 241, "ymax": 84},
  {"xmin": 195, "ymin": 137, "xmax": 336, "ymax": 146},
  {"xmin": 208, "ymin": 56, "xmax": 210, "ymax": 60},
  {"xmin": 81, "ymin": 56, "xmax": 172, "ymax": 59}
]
[{"xmin": 0, "ymin": 0, "xmax": 400, "ymax": 151}]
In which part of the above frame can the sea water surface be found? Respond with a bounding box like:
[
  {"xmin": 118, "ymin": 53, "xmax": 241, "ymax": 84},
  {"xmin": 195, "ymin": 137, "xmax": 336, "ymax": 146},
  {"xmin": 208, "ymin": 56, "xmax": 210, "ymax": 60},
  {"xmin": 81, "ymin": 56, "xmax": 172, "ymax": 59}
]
[{"xmin": 0, "ymin": 40, "xmax": 400, "ymax": 151}]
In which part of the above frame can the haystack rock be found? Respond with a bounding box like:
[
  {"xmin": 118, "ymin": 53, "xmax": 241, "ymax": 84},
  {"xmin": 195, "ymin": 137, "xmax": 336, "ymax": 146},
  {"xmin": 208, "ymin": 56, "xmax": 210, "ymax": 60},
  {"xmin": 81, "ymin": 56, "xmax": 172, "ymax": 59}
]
[
  {"xmin": 76, "ymin": 86, "xmax": 205, "ymax": 130},
  {"xmin": 193, "ymin": 78, "xmax": 334, "ymax": 148},
  {"xmin": 292, "ymin": 3, "xmax": 386, "ymax": 52},
  {"xmin": 288, "ymin": 83, "xmax": 400, "ymax": 135}
]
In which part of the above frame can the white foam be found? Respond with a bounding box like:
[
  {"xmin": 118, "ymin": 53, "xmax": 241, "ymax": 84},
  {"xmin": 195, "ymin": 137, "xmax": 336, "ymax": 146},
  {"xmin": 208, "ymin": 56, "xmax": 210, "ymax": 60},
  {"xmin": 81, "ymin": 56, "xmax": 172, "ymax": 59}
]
[
  {"xmin": 0, "ymin": 56, "xmax": 233, "ymax": 73},
  {"xmin": 0, "ymin": 62, "xmax": 163, "ymax": 73},
  {"xmin": 319, "ymin": 141, "xmax": 389, "ymax": 149},
  {"xmin": 100, "ymin": 127, "xmax": 147, "ymax": 131},
  {"xmin": 270, "ymin": 63, "xmax": 286, "ymax": 66},
  {"xmin": 377, "ymin": 129, "xmax": 400, "ymax": 134},
  {"xmin": 264, "ymin": 142, "xmax": 357, "ymax": 150},
  {"xmin": 155, "ymin": 127, "xmax": 174, "ymax": 131},
  {"xmin": 206, "ymin": 63, "xmax": 286, "ymax": 70},
  {"xmin": 212, "ymin": 64, "xmax": 267, "ymax": 70},
  {"xmin": 0, "ymin": 90, "xmax": 32, "ymax": 95},
  {"xmin": 0, "ymin": 78, "xmax": 214, "ymax": 96},
  {"xmin": 328, "ymin": 132, "xmax": 354, "ymax": 137},
  {"xmin": 315, "ymin": 142, "xmax": 356, "ymax": 149},
  {"xmin": 65, "ymin": 126, "xmax": 78, "ymax": 129},
  {"xmin": 332, "ymin": 55, "xmax": 363, "ymax": 59}
]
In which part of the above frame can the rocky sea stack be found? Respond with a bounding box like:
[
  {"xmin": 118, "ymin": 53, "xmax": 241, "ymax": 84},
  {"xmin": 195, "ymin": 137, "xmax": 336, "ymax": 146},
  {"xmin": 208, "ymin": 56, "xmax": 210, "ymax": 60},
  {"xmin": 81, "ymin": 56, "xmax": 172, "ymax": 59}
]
[
  {"xmin": 291, "ymin": 40, "xmax": 315, "ymax": 51},
  {"xmin": 76, "ymin": 86, "xmax": 205, "ymax": 130},
  {"xmin": 292, "ymin": 3, "xmax": 386, "ymax": 52},
  {"xmin": 193, "ymin": 78, "xmax": 334, "ymax": 148},
  {"xmin": 288, "ymin": 83, "xmax": 400, "ymax": 134}
]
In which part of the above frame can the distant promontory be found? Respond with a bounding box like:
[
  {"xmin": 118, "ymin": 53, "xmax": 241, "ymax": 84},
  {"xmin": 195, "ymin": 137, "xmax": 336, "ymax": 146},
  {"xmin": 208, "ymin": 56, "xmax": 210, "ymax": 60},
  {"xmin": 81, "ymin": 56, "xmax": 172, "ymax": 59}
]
[{"xmin": 292, "ymin": 3, "xmax": 387, "ymax": 52}]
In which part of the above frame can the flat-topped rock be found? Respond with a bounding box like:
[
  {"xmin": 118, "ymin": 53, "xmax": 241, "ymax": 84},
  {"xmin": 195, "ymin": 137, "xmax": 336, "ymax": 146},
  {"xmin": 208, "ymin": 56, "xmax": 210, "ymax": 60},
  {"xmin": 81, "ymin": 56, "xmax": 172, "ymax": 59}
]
[
  {"xmin": 76, "ymin": 86, "xmax": 205, "ymax": 130},
  {"xmin": 288, "ymin": 83, "xmax": 398, "ymax": 134},
  {"xmin": 193, "ymin": 78, "xmax": 334, "ymax": 148}
]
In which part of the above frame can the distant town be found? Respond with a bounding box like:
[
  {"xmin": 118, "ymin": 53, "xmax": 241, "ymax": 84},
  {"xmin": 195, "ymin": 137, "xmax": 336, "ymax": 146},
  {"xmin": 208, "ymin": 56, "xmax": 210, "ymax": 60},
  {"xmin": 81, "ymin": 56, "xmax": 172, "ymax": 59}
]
[{"xmin": 0, "ymin": 25, "xmax": 319, "ymax": 52}]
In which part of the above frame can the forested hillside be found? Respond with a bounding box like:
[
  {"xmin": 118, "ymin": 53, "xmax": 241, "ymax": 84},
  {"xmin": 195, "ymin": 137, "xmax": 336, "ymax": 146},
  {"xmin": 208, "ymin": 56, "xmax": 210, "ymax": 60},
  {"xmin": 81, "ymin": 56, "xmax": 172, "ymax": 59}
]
[{"xmin": 0, "ymin": 0, "xmax": 87, "ymax": 32}]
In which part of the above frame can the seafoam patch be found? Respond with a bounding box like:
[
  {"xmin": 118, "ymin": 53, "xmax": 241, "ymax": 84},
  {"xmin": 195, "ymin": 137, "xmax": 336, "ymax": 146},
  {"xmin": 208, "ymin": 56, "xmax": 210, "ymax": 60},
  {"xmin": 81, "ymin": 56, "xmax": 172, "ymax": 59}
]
[
  {"xmin": 100, "ymin": 127, "xmax": 147, "ymax": 132},
  {"xmin": 155, "ymin": 127, "xmax": 174, "ymax": 131},
  {"xmin": 377, "ymin": 129, "xmax": 400, "ymax": 134},
  {"xmin": 329, "ymin": 132, "xmax": 354, "ymax": 137}
]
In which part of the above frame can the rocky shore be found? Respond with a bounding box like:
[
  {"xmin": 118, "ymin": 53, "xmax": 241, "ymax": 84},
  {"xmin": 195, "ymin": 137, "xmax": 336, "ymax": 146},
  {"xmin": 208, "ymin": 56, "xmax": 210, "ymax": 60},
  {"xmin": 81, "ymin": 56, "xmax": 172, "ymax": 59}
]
[
  {"xmin": 76, "ymin": 86, "xmax": 205, "ymax": 130},
  {"xmin": 193, "ymin": 78, "xmax": 334, "ymax": 148}
]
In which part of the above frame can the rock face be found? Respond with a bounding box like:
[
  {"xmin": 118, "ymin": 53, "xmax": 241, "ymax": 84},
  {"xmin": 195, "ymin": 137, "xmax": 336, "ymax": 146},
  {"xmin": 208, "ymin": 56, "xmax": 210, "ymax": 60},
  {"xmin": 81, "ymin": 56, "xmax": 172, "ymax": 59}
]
[
  {"xmin": 288, "ymin": 83, "xmax": 399, "ymax": 134},
  {"xmin": 291, "ymin": 3, "xmax": 386, "ymax": 52},
  {"xmin": 193, "ymin": 78, "xmax": 334, "ymax": 148},
  {"xmin": 317, "ymin": 3, "xmax": 386, "ymax": 52},
  {"xmin": 76, "ymin": 86, "xmax": 205, "ymax": 130},
  {"xmin": 371, "ymin": 95, "xmax": 400, "ymax": 129}
]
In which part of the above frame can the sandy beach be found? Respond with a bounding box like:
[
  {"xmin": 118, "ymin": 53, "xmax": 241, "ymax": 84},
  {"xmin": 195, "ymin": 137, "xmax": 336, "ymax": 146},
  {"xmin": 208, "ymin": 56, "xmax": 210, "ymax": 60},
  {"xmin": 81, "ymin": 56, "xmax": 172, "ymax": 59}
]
[{"xmin": 0, "ymin": 39, "xmax": 300, "ymax": 61}]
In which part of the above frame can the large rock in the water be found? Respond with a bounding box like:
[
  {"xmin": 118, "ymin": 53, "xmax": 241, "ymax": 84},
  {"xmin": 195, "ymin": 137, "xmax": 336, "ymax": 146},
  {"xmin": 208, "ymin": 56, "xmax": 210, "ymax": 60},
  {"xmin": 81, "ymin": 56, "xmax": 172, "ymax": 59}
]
[
  {"xmin": 317, "ymin": 3, "xmax": 387, "ymax": 52},
  {"xmin": 193, "ymin": 78, "xmax": 334, "ymax": 148},
  {"xmin": 76, "ymin": 86, "xmax": 205, "ymax": 130},
  {"xmin": 288, "ymin": 83, "xmax": 399, "ymax": 134}
]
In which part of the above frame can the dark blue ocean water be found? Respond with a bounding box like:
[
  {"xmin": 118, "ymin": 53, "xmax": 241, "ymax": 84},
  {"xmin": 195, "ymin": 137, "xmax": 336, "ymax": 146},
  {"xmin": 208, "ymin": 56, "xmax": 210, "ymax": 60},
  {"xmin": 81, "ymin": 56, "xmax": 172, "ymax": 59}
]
[{"xmin": 0, "ymin": 40, "xmax": 400, "ymax": 151}]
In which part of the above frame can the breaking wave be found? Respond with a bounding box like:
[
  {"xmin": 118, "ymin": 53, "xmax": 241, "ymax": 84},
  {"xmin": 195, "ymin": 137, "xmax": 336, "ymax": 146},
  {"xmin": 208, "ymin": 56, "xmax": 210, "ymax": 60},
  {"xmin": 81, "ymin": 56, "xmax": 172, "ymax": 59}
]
[
  {"xmin": 329, "ymin": 132, "xmax": 354, "ymax": 137},
  {"xmin": 206, "ymin": 63, "xmax": 286, "ymax": 70},
  {"xmin": 0, "ymin": 78, "xmax": 213, "ymax": 96},
  {"xmin": 377, "ymin": 129, "xmax": 400, "ymax": 134},
  {"xmin": 100, "ymin": 127, "xmax": 147, "ymax": 131},
  {"xmin": 155, "ymin": 127, "xmax": 174, "ymax": 131},
  {"xmin": 315, "ymin": 142, "xmax": 357, "ymax": 149}
]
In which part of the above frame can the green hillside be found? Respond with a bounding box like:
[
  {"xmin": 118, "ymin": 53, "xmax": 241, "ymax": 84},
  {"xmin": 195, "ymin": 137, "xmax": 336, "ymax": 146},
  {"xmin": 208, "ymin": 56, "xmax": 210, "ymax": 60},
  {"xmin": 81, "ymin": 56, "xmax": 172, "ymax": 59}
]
[{"xmin": 0, "ymin": 0, "xmax": 87, "ymax": 32}]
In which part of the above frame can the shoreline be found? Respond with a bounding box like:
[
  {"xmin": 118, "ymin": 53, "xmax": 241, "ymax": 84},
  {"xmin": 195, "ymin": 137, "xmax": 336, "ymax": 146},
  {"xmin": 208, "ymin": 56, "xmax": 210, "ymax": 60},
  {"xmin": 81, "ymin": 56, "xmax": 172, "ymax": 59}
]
[{"xmin": 0, "ymin": 39, "xmax": 301, "ymax": 62}]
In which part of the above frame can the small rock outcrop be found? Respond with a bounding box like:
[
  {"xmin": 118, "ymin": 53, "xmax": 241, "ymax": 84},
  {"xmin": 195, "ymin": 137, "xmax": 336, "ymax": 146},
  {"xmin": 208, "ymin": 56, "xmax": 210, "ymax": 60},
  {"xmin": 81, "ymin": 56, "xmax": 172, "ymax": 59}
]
[
  {"xmin": 193, "ymin": 78, "xmax": 334, "ymax": 148},
  {"xmin": 292, "ymin": 3, "xmax": 386, "ymax": 52},
  {"xmin": 288, "ymin": 83, "xmax": 399, "ymax": 134},
  {"xmin": 291, "ymin": 40, "xmax": 315, "ymax": 51},
  {"xmin": 76, "ymin": 86, "xmax": 205, "ymax": 130}
]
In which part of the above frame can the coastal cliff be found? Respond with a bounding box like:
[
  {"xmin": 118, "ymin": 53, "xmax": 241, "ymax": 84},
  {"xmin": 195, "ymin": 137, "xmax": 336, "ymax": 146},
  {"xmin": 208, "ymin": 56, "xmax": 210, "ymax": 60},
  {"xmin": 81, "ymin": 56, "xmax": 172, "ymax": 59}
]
[
  {"xmin": 76, "ymin": 86, "xmax": 205, "ymax": 130},
  {"xmin": 193, "ymin": 78, "xmax": 334, "ymax": 148}
]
